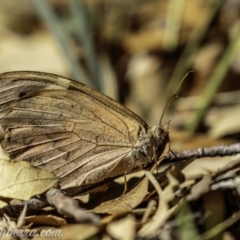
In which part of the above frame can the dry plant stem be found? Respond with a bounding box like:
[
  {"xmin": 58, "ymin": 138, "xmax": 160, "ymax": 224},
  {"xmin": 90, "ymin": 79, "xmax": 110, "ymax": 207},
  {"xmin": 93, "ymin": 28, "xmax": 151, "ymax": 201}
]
[
  {"xmin": 163, "ymin": 0, "xmax": 185, "ymax": 51},
  {"xmin": 166, "ymin": 143, "xmax": 240, "ymax": 162},
  {"xmin": 188, "ymin": 22, "xmax": 240, "ymax": 133},
  {"xmin": 141, "ymin": 200, "xmax": 157, "ymax": 224},
  {"xmin": 138, "ymin": 171, "xmax": 169, "ymax": 237},
  {"xmin": 46, "ymin": 188, "xmax": 100, "ymax": 225}
]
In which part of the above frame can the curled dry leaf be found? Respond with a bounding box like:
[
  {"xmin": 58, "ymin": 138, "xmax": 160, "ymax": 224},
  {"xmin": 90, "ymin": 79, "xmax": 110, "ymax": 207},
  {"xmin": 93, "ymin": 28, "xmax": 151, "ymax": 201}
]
[
  {"xmin": 0, "ymin": 159, "xmax": 58, "ymax": 200},
  {"xmin": 186, "ymin": 157, "xmax": 240, "ymax": 201}
]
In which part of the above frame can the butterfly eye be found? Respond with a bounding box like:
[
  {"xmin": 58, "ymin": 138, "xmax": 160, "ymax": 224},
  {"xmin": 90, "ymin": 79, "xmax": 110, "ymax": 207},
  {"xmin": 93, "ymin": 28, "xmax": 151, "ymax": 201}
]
[
  {"xmin": 137, "ymin": 127, "xmax": 145, "ymax": 140},
  {"xmin": 143, "ymin": 161, "xmax": 149, "ymax": 168},
  {"xmin": 18, "ymin": 92, "xmax": 27, "ymax": 98}
]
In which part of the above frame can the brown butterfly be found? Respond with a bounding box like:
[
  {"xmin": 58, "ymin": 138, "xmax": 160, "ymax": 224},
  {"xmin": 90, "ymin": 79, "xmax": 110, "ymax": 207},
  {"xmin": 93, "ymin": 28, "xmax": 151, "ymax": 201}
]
[{"xmin": 0, "ymin": 71, "xmax": 169, "ymax": 195}]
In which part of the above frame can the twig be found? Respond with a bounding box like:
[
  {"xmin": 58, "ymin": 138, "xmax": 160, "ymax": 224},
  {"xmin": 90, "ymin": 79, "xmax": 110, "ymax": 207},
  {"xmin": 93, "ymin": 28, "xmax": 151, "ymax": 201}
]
[
  {"xmin": 166, "ymin": 143, "xmax": 240, "ymax": 162},
  {"xmin": 46, "ymin": 188, "xmax": 100, "ymax": 225}
]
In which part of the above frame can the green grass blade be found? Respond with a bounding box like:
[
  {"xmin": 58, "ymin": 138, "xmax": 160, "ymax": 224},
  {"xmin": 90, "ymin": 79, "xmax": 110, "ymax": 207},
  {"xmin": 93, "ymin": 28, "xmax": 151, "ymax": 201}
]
[
  {"xmin": 188, "ymin": 23, "xmax": 240, "ymax": 133},
  {"xmin": 165, "ymin": 0, "xmax": 223, "ymax": 98},
  {"xmin": 31, "ymin": 0, "xmax": 94, "ymax": 88},
  {"xmin": 70, "ymin": 0, "xmax": 102, "ymax": 91}
]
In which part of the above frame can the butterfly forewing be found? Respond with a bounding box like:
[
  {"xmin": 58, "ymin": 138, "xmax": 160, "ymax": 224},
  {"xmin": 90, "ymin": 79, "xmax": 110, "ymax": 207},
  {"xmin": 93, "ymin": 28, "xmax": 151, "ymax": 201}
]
[{"xmin": 0, "ymin": 71, "xmax": 151, "ymax": 191}]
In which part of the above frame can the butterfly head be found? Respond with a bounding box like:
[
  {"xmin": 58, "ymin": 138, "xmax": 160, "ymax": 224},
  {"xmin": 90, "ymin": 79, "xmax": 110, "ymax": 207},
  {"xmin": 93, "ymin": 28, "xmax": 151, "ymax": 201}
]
[
  {"xmin": 151, "ymin": 124, "xmax": 169, "ymax": 144},
  {"xmin": 132, "ymin": 124, "xmax": 169, "ymax": 170}
]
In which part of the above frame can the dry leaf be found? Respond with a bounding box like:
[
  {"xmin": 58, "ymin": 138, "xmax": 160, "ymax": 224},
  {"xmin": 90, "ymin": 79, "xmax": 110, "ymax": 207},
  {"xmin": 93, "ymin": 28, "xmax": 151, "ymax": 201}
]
[
  {"xmin": 207, "ymin": 105, "xmax": 240, "ymax": 138},
  {"xmin": 0, "ymin": 199, "xmax": 7, "ymax": 208},
  {"xmin": 93, "ymin": 174, "xmax": 149, "ymax": 214},
  {"xmin": 25, "ymin": 215, "xmax": 67, "ymax": 227},
  {"xmin": 107, "ymin": 215, "xmax": 136, "ymax": 240},
  {"xmin": 0, "ymin": 159, "xmax": 58, "ymax": 200}
]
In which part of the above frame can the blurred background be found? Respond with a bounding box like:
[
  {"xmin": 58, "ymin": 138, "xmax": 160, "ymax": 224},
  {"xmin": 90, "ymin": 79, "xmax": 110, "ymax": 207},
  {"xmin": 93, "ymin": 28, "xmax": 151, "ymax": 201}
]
[{"xmin": 0, "ymin": 0, "xmax": 240, "ymax": 165}]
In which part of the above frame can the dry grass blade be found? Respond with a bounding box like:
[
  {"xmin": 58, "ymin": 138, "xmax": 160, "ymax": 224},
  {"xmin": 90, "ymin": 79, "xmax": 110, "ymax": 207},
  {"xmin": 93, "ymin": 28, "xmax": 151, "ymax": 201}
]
[
  {"xmin": 200, "ymin": 210, "xmax": 240, "ymax": 239},
  {"xmin": 138, "ymin": 171, "xmax": 170, "ymax": 237}
]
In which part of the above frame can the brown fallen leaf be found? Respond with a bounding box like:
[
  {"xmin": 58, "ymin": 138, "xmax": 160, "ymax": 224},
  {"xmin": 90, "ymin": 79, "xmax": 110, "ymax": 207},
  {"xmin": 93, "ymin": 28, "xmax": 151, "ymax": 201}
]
[
  {"xmin": 25, "ymin": 214, "xmax": 67, "ymax": 227},
  {"xmin": 93, "ymin": 174, "xmax": 149, "ymax": 214},
  {"xmin": 0, "ymin": 159, "xmax": 58, "ymax": 200}
]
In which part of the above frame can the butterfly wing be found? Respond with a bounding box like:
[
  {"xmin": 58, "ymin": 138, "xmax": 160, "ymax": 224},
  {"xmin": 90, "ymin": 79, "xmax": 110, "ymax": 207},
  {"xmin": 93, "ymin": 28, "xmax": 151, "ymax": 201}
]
[{"xmin": 0, "ymin": 71, "xmax": 149, "ymax": 190}]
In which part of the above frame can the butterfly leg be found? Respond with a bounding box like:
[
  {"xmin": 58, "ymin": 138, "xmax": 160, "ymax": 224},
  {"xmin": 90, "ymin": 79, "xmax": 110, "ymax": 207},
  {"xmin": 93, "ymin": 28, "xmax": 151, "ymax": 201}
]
[
  {"xmin": 117, "ymin": 171, "xmax": 128, "ymax": 199},
  {"xmin": 153, "ymin": 146, "xmax": 159, "ymax": 177}
]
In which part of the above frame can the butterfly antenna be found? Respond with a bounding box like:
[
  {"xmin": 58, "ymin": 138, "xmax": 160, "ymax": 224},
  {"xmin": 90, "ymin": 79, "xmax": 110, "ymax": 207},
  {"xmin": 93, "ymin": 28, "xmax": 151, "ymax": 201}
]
[{"xmin": 159, "ymin": 71, "xmax": 193, "ymax": 127}]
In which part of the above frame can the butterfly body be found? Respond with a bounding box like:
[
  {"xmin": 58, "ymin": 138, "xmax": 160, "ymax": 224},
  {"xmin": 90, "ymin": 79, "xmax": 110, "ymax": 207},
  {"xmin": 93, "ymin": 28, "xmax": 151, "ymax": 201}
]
[{"xmin": 0, "ymin": 71, "xmax": 168, "ymax": 194}]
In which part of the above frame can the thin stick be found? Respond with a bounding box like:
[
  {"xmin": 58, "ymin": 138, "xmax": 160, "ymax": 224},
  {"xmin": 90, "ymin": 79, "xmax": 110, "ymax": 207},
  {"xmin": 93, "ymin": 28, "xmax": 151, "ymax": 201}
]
[{"xmin": 166, "ymin": 143, "xmax": 240, "ymax": 162}]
